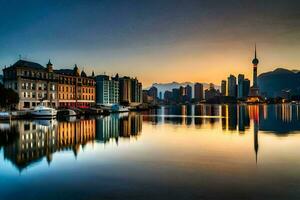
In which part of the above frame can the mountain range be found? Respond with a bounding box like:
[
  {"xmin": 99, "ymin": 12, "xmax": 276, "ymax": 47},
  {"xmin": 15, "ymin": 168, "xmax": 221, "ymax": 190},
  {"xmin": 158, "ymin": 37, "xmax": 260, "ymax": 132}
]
[{"xmin": 258, "ymin": 68, "xmax": 300, "ymax": 97}]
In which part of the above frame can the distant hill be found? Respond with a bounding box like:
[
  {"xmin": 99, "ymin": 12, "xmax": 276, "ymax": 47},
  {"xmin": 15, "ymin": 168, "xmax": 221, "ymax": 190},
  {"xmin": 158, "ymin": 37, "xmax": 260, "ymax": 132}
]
[
  {"xmin": 258, "ymin": 68, "xmax": 300, "ymax": 97},
  {"xmin": 149, "ymin": 82, "xmax": 220, "ymax": 98}
]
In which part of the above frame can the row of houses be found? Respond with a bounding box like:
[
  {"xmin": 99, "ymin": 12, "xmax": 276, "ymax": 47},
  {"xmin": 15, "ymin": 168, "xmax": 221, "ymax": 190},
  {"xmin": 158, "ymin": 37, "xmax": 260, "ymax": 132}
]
[{"xmin": 2, "ymin": 59, "xmax": 142, "ymax": 110}]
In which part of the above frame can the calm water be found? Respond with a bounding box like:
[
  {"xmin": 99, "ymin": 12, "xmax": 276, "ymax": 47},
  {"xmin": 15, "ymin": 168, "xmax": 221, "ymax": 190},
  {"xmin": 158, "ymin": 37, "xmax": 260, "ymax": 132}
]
[{"xmin": 1, "ymin": 104, "xmax": 300, "ymax": 200}]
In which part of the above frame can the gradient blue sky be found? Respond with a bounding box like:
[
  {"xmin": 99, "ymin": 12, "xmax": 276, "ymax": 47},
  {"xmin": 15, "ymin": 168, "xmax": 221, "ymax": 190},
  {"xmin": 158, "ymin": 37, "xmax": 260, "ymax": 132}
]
[{"xmin": 1, "ymin": 0, "xmax": 300, "ymax": 87}]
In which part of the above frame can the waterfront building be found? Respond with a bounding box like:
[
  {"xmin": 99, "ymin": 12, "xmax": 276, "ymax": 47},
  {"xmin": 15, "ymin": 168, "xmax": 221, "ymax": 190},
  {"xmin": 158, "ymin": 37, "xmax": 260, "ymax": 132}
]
[
  {"xmin": 2, "ymin": 60, "xmax": 59, "ymax": 109},
  {"xmin": 221, "ymin": 80, "xmax": 227, "ymax": 96},
  {"xmin": 55, "ymin": 65, "xmax": 95, "ymax": 108},
  {"xmin": 114, "ymin": 75, "xmax": 142, "ymax": 106},
  {"xmin": 95, "ymin": 75, "xmax": 119, "ymax": 106},
  {"xmin": 238, "ymin": 74, "xmax": 245, "ymax": 99},
  {"xmin": 194, "ymin": 82, "xmax": 203, "ymax": 101},
  {"xmin": 227, "ymin": 74, "xmax": 237, "ymax": 98},
  {"xmin": 118, "ymin": 76, "xmax": 131, "ymax": 104}
]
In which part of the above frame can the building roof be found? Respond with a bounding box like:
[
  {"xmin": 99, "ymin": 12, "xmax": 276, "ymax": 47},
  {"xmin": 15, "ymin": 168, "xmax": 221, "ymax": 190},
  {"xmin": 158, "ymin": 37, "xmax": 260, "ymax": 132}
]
[
  {"xmin": 54, "ymin": 69, "xmax": 74, "ymax": 76},
  {"xmin": 10, "ymin": 59, "xmax": 45, "ymax": 70}
]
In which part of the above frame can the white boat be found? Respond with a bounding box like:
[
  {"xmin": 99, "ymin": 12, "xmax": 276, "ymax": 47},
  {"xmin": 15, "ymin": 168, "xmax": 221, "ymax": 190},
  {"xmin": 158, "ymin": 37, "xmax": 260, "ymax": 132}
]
[
  {"xmin": 31, "ymin": 105, "xmax": 57, "ymax": 118},
  {"xmin": 111, "ymin": 104, "xmax": 129, "ymax": 113}
]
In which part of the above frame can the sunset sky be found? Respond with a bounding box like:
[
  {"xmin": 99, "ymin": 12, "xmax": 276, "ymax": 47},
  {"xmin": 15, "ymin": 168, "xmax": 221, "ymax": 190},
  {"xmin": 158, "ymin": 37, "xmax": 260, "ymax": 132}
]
[{"xmin": 1, "ymin": 0, "xmax": 300, "ymax": 87}]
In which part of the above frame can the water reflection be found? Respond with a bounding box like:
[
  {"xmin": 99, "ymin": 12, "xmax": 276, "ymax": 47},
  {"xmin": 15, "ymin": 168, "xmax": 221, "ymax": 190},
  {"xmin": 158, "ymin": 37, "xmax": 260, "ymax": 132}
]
[
  {"xmin": 143, "ymin": 104, "xmax": 300, "ymax": 134},
  {"xmin": 1, "ymin": 104, "xmax": 300, "ymax": 172},
  {"xmin": 142, "ymin": 104, "xmax": 300, "ymax": 165},
  {"xmin": 0, "ymin": 113, "xmax": 142, "ymax": 171}
]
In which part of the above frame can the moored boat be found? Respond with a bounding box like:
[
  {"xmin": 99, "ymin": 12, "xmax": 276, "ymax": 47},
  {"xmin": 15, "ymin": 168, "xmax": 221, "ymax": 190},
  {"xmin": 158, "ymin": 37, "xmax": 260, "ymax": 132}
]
[
  {"xmin": 111, "ymin": 104, "xmax": 129, "ymax": 113},
  {"xmin": 31, "ymin": 105, "xmax": 57, "ymax": 118}
]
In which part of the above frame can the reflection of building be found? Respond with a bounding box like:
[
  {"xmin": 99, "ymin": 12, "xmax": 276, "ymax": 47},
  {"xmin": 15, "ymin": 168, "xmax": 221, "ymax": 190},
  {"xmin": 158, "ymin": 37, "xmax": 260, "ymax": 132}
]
[
  {"xmin": 238, "ymin": 105, "xmax": 250, "ymax": 131},
  {"xmin": 96, "ymin": 114, "xmax": 142, "ymax": 143},
  {"xmin": 120, "ymin": 114, "xmax": 142, "ymax": 137},
  {"xmin": 56, "ymin": 119, "xmax": 96, "ymax": 156},
  {"xmin": 3, "ymin": 60, "xmax": 59, "ymax": 109},
  {"xmin": 3, "ymin": 119, "xmax": 96, "ymax": 170},
  {"xmin": 4, "ymin": 120, "xmax": 58, "ymax": 170}
]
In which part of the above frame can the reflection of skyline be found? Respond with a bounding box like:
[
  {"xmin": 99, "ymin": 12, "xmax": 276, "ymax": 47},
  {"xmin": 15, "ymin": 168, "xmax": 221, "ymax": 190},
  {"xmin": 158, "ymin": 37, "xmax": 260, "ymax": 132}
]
[
  {"xmin": 96, "ymin": 113, "xmax": 142, "ymax": 144},
  {"xmin": 142, "ymin": 104, "xmax": 300, "ymax": 165},
  {"xmin": 143, "ymin": 104, "xmax": 300, "ymax": 134},
  {"xmin": 0, "ymin": 114, "xmax": 142, "ymax": 171}
]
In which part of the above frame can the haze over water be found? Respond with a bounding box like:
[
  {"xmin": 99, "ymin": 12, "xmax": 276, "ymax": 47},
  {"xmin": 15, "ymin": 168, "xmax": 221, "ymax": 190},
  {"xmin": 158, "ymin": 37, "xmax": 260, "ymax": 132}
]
[{"xmin": 1, "ymin": 104, "xmax": 300, "ymax": 199}]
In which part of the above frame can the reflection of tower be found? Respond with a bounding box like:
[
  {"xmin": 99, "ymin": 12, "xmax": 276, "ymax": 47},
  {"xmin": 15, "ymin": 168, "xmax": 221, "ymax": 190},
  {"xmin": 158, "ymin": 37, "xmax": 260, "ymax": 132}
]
[
  {"xmin": 249, "ymin": 105, "xmax": 260, "ymax": 164},
  {"xmin": 254, "ymin": 120, "xmax": 259, "ymax": 164}
]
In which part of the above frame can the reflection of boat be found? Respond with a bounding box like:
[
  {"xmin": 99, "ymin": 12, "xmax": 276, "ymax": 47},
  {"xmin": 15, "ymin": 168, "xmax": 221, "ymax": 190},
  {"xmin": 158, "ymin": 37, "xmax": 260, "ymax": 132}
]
[
  {"xmin": 31, "ymin": 105, "xmax": 57, "ymax": 118},
  {"xmin": 0, "ymin": 122, "xmax": 10, "ymax": 130},
  {"xmin": 57, "ymin": 109, "xmax": 77, "ymax": 117},
  {"xmin": 111, "ymin": 104, "xmax": 129, "ymax": 113},
  {"xmin": 34, "ymin": 119, "xmax": 57, "ymax": 127},
  {"xmin": 0, "ymin": 112, "xmax": 10, "ymax": 120}
]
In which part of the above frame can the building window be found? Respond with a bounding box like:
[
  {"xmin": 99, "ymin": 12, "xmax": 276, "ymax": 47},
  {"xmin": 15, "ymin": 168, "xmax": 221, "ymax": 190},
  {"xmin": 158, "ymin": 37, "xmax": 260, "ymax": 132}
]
[{"xmin": 24, "ymin": 102, "xmax": 30, "ymax": 108}]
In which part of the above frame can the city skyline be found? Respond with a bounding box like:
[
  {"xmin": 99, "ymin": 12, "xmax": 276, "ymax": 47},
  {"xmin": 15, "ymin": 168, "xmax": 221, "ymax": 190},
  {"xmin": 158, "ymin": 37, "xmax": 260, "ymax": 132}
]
[{"xmin": 1, "ymin": 0, "xmax": 300, "ymax": 87}]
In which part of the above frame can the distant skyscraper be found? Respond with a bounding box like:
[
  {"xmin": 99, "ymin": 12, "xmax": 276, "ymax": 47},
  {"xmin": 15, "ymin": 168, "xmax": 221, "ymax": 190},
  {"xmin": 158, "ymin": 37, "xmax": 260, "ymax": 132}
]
[
  {"xmin": 148, "ymin": 86, "xmax": 158, "ymax": 102},
  {"xmin": 243, "ymin": 79, "xmax": 250, "ymax": 97},
  {"xmin": 186, "ymin": 85, "xmax": 192, "ymax": 101},
  {"xmin": 194, "ymin": 83, "xmax": 203, "ymax": 101},
  {"xmin": 159, "ymin": 91, "xmax": 162, "ymax": 100},
  {"xmin": 238, "ymin": 74, "xmax": 245, "ymax": 99},
  {"xmin": 164, "ymin": 90, "xmax": 173, "ymax": 103},
  {"xmin": 204, "ymin": 83, "xmax": 220, "ymax": 100},
  {"xmin": 221, "ymin": 80, "xmax": 226, "ymax": 96},
  {"xmin": 172, "ymin": 88, "xmax": 180, "ymax": 103},
  {"xmin": 227, "ymin": 75, "xmax": 237, "ymax": 97}
]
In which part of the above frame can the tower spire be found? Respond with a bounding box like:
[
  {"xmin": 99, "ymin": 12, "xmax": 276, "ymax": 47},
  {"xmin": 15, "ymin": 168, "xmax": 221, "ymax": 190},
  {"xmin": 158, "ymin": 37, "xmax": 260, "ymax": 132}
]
[{"xmin": 255, "ymin": 43, "xmax": 257, "ymax": 59}]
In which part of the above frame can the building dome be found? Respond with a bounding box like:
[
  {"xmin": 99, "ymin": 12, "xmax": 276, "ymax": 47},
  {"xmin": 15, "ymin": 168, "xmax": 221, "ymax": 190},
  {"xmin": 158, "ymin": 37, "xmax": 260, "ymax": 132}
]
[{"xmin": 73, "ymin": 64, "xmax": 80, "ymax": 76}]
